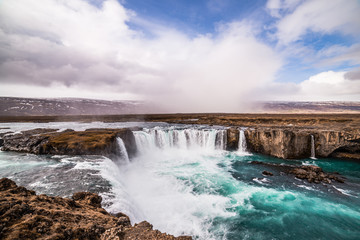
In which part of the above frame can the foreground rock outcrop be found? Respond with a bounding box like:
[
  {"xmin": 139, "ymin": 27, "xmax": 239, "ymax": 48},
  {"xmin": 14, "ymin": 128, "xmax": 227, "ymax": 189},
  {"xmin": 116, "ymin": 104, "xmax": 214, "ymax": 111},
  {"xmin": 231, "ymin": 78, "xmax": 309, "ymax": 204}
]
[
  {"xmin": 0, "ymin": 178, "xmax": 191, "ymax": 240},
  {"xmin": 245, "ymin": 128, "xmax": 360, "ymax": 159},
  {"xmin": 1, "ymin": 128, "xmax": 137, "ymax": 159}
]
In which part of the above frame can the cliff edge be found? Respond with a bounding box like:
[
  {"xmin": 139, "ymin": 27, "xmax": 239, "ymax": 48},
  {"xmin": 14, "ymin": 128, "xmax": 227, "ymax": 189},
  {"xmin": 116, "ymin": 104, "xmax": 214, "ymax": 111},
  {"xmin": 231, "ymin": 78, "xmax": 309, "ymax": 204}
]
[
  {"xmin": 1, "ymin": 128, "xmax": 137, "ymax": 160},
  {"xmin": 245, "ymin": 127, "xmax": 360, "ymax": 159}
]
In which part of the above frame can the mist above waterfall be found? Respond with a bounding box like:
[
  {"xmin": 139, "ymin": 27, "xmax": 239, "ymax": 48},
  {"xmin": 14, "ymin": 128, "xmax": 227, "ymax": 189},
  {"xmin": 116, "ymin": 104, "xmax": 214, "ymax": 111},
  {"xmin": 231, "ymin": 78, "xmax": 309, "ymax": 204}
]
[{"xmin": 0, "ymin": 0, "xmax": 283, "ymax": 112}]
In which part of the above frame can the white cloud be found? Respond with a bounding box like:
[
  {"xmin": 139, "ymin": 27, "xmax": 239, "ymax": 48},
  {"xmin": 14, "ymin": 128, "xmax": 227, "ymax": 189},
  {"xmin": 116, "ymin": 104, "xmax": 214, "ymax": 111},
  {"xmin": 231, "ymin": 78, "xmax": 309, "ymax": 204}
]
[
  {"xmin": 345, "ymin": 68, "xmax": 360, "ymax": 81},
  {"xmin": 0, "ymin": 0, "xmax": 357, "ymax": 112},
  {"xmin": 255, "ymin": 70, "xmax": 360, "ymax": 101},
  {"xmin": 317, "ymin": 44, "xmax": 360, "ymax": 67},
  {"xmin": 270, "ymin": 0, "xmax": 360, "ymax": 44},
  {"xmin": 0, "ymin": 82, "xmax": 139, "ymax": 101},
  {"xmin": 298, "ymin": 71, "xmax": 360, "ymax": 100},
  {"xmin": 266, "ymin": 0, "xmax": 302, "ymax": 18},
  {"xmin": 0, "ymin": 0, "xmax": 283, "ymax": 112},
  {"xmin": 268, "ymin": 71, "xmax": 360, "ymax": 101}
]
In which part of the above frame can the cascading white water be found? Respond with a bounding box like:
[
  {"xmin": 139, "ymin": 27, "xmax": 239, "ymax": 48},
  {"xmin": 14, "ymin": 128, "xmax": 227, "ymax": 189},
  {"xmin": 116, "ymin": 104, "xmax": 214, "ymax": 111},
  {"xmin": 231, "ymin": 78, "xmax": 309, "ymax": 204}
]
[
  {"xmin": 237, "ymin": 129, "xmax": 248, "ymax": 154},
  {"xmin": 108, "ymin": 127, "xmax": 241, "ymax": 239},
  {"xmin": 215, "ymin": 130, "xmax": 227, "ymax": 150},
  {"xmin": 133, "ymin": 128, "xmax": 227, "ymax": 152},
  {"xmin": 116, "ymin": 137, "xmax": 130, "ymax": 164},
  {"xmin": 310, "ymin": 135, "xmax": 316, "ymax": 159}
]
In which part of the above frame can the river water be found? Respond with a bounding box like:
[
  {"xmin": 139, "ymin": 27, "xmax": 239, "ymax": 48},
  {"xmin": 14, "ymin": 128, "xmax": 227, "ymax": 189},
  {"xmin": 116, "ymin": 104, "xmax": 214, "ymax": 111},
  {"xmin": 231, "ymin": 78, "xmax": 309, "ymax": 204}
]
[{"xmin": 0, "ymin": 122, "xmax": 359, "ymax": 240}]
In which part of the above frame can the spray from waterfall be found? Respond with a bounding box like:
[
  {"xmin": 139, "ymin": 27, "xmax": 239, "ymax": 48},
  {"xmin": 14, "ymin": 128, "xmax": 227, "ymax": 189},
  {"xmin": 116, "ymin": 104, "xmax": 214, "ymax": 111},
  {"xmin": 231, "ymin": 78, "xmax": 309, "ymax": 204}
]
[
  {"xmin": 116, "ymin": 137, "xmax": 130, "ymax": 164},
  {"xmin": 310, "ymin": 135, "xmax": 316, "ymax": 159}
]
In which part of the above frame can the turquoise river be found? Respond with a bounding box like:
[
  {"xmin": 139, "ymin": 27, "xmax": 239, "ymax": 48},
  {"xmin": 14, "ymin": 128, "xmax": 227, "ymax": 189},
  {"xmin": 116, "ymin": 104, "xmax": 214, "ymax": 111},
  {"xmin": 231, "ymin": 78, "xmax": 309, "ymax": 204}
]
[{"xmin": 0, "ymin": 122, "xmax": 359, "ymax": 240}]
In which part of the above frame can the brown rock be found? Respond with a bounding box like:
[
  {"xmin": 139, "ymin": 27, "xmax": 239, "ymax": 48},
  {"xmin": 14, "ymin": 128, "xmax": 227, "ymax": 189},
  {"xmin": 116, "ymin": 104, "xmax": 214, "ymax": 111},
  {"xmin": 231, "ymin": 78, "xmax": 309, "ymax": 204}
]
[
  {"xmin": 226, "ymin": 128, "xmax": 239, "ymax": 151},
  {"xmin": 251, "ymin": 161, "xmax": 345, "ymax": 184},
  {"xmin": 0, "ymin": 178, "xmax": 192, "ymax": 240},
  {"xmin": 117, "ymin": 216, "xmax": 131, "ymax": 227},
  {"xmin": 245, "ymin": 127, "xmax": 360, "ymax": 160},
  {"xmin": 101, "ymin": 221, "xmax": 192, "ymax": 240},
  {"xmin": 245, "ymin": 128, "xmax": 311, "ymax": 159},
  {"xmin": 1, "ymin": 128, "xmax": 137, "ymax": 160},
  {"xmin": 290, "ymin": 165, "xmax": 344, "ymax": 184},
  {"xmin": 72, "ymin": 192, "xmax": 103, "ymax": 208},
  {"xmin": 262, "ymin": 171, "xmax": 273, "ymax": 176}
]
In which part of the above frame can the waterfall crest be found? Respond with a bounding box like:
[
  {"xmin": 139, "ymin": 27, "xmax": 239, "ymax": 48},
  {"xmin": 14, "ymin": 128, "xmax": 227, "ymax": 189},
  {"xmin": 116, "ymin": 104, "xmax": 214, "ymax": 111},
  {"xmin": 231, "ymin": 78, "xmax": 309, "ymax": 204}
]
[
  {"xmin": 116, "ymin": 137, "xmax": 130, "ymax": 164},
  {"xmin": 133, "ymin": 128, "xmax": 227, "ymax": 153}
]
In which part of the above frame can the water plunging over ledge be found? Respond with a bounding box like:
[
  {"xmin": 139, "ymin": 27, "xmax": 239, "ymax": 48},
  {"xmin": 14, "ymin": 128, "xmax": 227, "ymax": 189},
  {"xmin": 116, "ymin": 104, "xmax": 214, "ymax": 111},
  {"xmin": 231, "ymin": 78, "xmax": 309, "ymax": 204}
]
[
  {"xmin": 116, "ymin": 137, "xmax": 130, "ymax": 164},
  {"xmin": 237, "ymin": 129, "xmax": 250, "ymax": 155},
  {"xmin": 310, "ymin": 135, "xmax": 316, "ymax": 159},
  {"xmin": 133, "ymin": 127, "xmax": 227, "ymax": 153}
]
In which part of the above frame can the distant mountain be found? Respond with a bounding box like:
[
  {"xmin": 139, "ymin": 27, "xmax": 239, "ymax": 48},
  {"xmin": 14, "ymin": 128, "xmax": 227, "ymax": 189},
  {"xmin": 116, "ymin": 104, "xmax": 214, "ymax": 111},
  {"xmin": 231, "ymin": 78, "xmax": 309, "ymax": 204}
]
[
  {"xmin": 261, "ymin": 101, "xmax": 360, "ymax": 113},
  {"xmin": 0, "ymin": 97, "xmax": 359, "ymax": 116},
  {"xmin": 0, "ymin": 97, "xmax": 151, "ymax": 116}
]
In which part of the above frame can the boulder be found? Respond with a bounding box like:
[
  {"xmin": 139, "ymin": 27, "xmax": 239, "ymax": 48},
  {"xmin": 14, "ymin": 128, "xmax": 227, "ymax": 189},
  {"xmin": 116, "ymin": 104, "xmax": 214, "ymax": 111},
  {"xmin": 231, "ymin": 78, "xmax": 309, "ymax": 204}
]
[{"xmin": 262, "ymin": 171, "xmax": 273, "ymax": 176}]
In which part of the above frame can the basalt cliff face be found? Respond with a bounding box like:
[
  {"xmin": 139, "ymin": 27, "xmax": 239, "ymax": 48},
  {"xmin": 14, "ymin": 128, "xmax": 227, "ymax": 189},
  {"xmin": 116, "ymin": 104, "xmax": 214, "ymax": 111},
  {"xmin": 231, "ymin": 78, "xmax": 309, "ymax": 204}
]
[
  {"xmin": 226, "ymin": 128, "xmax": 239, "ymax": 151},
  {"xmin": 1, "ymin": 128, "xmax": 137, "ymax": 160},
  {"xmin": 245, "ymin": 128, "xmax": 360, "ymax": 159},
  {"xmin": 0, "ymin": 178, "xmax": 191, "ymax": 240},
  {"xmin": 1, "ymin": 113, "xmax": 359, "ymax": 160}
]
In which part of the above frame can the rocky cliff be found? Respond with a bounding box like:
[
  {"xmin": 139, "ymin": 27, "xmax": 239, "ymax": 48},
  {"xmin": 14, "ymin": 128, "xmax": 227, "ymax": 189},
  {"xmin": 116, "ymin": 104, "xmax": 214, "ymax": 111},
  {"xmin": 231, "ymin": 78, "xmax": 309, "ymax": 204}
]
[
  {"xmin": 226, "ymin": 128, "xmax": 239, "ymax": 151},
  {"xmin": 1, "ymin": 124, "xmax": 359, "ymax": 161},
  {"xmin": 1, "ymin": 128, "xmax": 137, "ymax": 160},
  {"xmin": 0, "ymin": 178, "xmax": 191, "ymax": 240},
  {"xmin": 245, "ymin": 127, "xmax": 360, "ymax": 159}
]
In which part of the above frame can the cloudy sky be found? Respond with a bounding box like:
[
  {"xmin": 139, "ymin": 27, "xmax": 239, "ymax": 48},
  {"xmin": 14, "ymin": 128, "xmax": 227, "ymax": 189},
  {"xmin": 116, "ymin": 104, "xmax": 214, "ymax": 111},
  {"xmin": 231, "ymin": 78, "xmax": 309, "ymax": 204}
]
[{"xmin": 0, "ymin": 0, "xmax": 359, "ymax": 112}]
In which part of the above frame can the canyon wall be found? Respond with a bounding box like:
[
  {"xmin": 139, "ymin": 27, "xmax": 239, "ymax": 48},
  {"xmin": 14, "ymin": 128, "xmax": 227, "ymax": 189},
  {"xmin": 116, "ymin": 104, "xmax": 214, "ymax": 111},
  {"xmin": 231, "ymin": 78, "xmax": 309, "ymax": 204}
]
[
  {"xmin": 1, "ymin": 126, "xmax": 359, "ymax": 160},
  {"xmin": 245, "ymin": 128, "xmax": 360, "ymax": 160}
]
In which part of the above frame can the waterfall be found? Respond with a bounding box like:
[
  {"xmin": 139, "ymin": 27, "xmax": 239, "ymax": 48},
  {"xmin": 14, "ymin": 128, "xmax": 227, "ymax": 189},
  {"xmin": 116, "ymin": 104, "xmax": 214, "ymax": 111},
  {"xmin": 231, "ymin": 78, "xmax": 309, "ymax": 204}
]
[
  {"xmin": 310, "ymin": 135, "xmax": 316, "ymax": 159},
  {"xmin": 237, "ymin": 129, "xmax": 249, "ymax": 155},
  {"xmin": 215, "ymin": 130, "xmax": 227, "ymax": 150},
  {"xmin": 133, "ymin": 128, "xmax": 226, "ymax": 153},
  {"xmin": 116, "ymin": 137, "xmax": 130, "ymax": 164}
]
